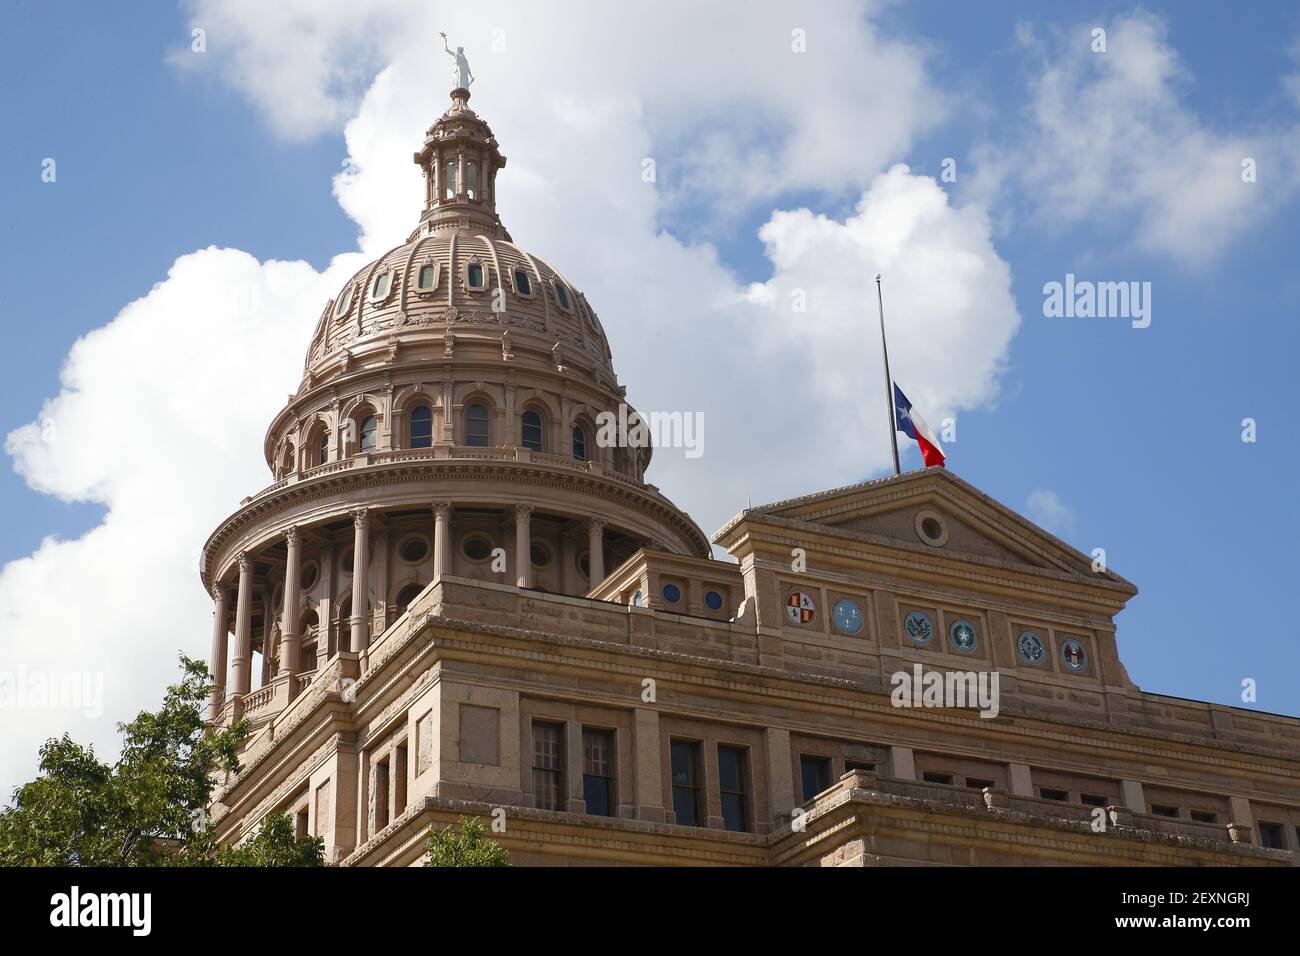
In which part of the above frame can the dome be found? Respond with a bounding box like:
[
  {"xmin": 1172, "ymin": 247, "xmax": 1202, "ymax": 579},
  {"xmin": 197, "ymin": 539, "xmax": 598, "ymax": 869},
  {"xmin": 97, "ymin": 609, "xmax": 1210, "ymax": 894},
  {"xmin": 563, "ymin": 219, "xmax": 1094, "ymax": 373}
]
[
  {"xmin": 201, "ymin": 84, "xmax": 712, "ymax": 671},
  {"xmin": 302, "ymin": 231, "xmax": 615, "ymax": 390}
]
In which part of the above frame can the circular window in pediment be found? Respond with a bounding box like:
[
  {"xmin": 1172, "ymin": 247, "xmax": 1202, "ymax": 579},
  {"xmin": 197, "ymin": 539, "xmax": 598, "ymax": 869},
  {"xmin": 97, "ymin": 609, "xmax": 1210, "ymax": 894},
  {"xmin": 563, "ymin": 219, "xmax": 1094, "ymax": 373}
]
[{"xmin": 915, "ymin": 509, "xmax": 949, "ymax": 547}]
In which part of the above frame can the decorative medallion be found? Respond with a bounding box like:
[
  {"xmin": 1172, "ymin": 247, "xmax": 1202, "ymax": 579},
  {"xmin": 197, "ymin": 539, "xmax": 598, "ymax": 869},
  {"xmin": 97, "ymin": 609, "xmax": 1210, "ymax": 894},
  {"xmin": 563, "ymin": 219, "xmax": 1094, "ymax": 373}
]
[
  {"xmin": 832, "ymin": 599, "xmax": 863, "ymax": 636},
  {"xmin": 948, "ymin": 618, "xmax": 977, "ymax": 654},
  {"xmin": 784, "ymin": 590, "xmax": 816, "ymax": 625},
  {"xmin": 903, "ymin": 611, "xmax": 932, "ymax": 645},
  {"xmin": 1060, "ymin": 638, "xmax": 1088, "ymax": 671},
  {"xmin": 1017, "ymin": 631, "xmax": 1045, "ymax": 664}
]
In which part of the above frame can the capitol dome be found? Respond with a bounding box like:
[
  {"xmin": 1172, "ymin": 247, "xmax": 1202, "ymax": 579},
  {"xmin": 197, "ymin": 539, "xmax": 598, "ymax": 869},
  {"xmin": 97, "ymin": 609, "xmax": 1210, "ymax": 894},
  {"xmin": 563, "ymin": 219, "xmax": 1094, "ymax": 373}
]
[{"xmin": 200, "ymin": 85, "xmax": 709, "ymax": 717}]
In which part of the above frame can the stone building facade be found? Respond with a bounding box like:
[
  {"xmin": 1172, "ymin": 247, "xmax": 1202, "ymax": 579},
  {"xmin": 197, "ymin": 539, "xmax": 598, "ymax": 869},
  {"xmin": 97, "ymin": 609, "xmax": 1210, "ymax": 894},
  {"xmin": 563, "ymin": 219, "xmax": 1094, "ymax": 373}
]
[{"xmin": 203, "ymin": 88, "xmax": 1300, "ymax": 866}]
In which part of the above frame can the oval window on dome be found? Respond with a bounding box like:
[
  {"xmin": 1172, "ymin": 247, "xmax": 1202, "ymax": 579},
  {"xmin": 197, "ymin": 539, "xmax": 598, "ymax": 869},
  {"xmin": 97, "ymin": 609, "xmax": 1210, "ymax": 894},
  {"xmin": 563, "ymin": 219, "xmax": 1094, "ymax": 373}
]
[
  {"xmin": 370, "ymin": 271, "xmax": 391, "ymax": 300},
  {"xmin": 467, "ymin": 263, "xmax": 485, "ymax": 289},
  {"xmin": 334, "ymin": 284, "xmax": 354, "ymax": 317},
  {"xmin": 418, "ymin": 263, "xmax": 437, "ymax": 290},
  {"xmin": 553, "ymin": 280, "xmax": 571, "ymax": 311},
  {"xmin": 513, "ymin": 268, "xmax": 532, "ymax": 296}
]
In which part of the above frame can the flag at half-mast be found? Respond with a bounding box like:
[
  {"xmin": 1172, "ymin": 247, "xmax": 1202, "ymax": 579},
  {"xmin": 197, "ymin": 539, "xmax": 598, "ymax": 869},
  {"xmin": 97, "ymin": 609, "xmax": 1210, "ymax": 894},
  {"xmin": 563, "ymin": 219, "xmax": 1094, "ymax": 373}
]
[{"xmin": 893, "ymin": 383, "xmax": 946, "ymax": 468}]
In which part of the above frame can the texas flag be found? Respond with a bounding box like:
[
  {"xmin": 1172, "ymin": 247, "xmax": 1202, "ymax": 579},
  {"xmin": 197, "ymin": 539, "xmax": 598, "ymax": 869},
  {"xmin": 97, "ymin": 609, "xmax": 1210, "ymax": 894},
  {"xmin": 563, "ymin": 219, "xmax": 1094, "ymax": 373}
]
[{"xmin": 893, "ymin": 383, "xmax": 946, "ymax": 468}]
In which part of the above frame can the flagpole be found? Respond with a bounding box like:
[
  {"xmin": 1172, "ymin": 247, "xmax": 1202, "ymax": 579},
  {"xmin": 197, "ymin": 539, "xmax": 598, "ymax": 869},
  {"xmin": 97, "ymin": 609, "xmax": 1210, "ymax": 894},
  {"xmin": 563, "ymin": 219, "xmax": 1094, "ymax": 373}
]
[{"xmin": 875, "ymin": 273, "xmax": 901, "ymax": 476}]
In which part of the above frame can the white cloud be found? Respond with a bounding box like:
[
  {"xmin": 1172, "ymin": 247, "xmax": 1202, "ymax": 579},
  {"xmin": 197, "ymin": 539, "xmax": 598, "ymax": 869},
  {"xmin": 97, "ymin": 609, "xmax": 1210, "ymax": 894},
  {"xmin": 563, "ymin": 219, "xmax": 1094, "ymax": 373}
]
[
  {"xmin": 0, "ymin": 1, "xmax": 1019, "ymax": 792},
  {"xmin": 1025, "ymin": 488, "xmax": 1073, "ymax": 534},
  {"xmin": 984, "ymin": 11, "xmax": 1300, "ymax": 263}
]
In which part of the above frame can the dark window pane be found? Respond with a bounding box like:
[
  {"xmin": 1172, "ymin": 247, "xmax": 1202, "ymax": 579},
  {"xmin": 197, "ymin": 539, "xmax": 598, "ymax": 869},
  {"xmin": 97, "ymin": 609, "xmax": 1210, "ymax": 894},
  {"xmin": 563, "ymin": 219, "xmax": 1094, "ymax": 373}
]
[
  {"xmin": 671, "ymin": 741, "xmax": 699, "ymax": 827},
  {"xmin": 318, "ymin": 432, "xmax": 329, "ymax": 464},
  {"xmin": 532, "ymin": 722, "xmax": 564, "ymax": 812},
  {"xmin": 409, "ymin": 405, "xmax": 433, "ymax": 448},
  {"xmin": 572, "ymin": 425, "xmax": 587, "ymax": 460},
  {"xmin": 800, "ymin": 755, "xmax": 830, "ymax": 802},
  {"xmin": 466, "ymin": 403, "xmax": 490, "ymax": 446},
  {"xmin": 468, "ymin": 263, "xmax": 484, "ymax": 288},
  {"xmin": 718, "ymin": 746, "xmax": 747, "ymax": 832},
  {"xmin": 514, "ymin": 269, "xmax": 531, "ymax": 295},
  {"xmin": 359, "ymin": 415, "xmax": 377, "ymax": 453},
  {"xmin": 522, "ymin": 410, "xmax": 543, "ymax": 452},
  {"xmin": 582, "ymin": 729, "xmax": 613, "ymax": 817},
  {"xmin": 418, "ymin": 264, "xmax": 436, "ymax": 289}
]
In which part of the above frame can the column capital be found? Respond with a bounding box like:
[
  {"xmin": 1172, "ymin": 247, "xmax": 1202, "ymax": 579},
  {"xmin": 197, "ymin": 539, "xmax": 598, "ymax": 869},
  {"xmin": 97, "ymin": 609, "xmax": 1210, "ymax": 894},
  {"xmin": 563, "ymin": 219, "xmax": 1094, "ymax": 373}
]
[
  {"xmin": 585, "ymin": 516, "xmax": 607, "ymax": 534},
  {"xmin": 432, "ymin": 501, "xmax": 452, "ymax": 520},
  {"xmin": 513, "ymin": 503, "xmax": 535, "ymax": 521},
  {"xmin": 237, "ymin": 552, "xmax": 254, "ymax": 574},
  {"xmin": 283, "ymin": 526, "xmax": 301, "ymax": 547},
  {"xmin": 210, "ymin": 582, "xmax": 228, "ymax": 602},
  {"xmin": 351, "ymin": 507, "xmax": 372, "ymax": 530}
]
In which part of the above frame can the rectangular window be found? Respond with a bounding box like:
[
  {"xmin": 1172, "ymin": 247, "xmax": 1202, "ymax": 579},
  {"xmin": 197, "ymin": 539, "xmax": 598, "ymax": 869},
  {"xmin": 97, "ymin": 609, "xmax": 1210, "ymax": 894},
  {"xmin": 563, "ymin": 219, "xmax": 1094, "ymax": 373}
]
[
  {"xmin": 799, "ymin": 755, "xmax": 831, "ymax": 802},
  {"xmin": 965, "ymin": 777, "xmax": 995, "ymax": 791},
  {"xmin": 393, "ymin": 745, "xmax": 408, "ymax": 817},
  {"xmin": 1039, "ymin": 787, "xmax": 1069, "ymax": 802},
  {"xmin": 532, "ymin": 722, "xmax": 564, "ymax": 811},
  {"xmin": 717, "ymin": 746, "xmax": 749, "ymax": 833},
  {"xmin": 1151, "ymin": 804, "xmax": 1179, "ymax": 818},
  {"xmin": 1258, "ymin": 822, "xmax": 1285, "ymax": 849},
  {"xmin": 1190, "ymin": 810, "xmax": 1217, "ymax": 824},
  {"xmin": 1080, "ymin": 793, "xmax": 1109, "ymax": 808},
  {"xmin": 294, "ymin": 807, "xmax": 309, "ymax": 840},
  {"xmin": 582, "ymin": 728, "xmax": 614, "ymax": 817},
  {"xmin": 374, "ymin": 758, "xmax": 390, "ymax": 831},
  {"xmin": 922, "ymin": 771, "xmax": 955, "ymax": 786},
  {"xmin": 418, "ymin": 264, "xmax": 437, "ymax": 289},
  {"xmin": 670, "ymin": 740, "xmax": 701, "ymax": 826}
]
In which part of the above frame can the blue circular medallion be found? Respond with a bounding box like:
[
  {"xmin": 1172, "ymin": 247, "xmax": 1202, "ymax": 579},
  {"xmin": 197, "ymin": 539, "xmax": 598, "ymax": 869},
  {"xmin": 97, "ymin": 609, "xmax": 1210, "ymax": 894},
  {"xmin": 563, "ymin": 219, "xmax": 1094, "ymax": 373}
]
[
  {"xmin": 948, "ymin": 618, "xmax": 977, "ymax": 654},
  {"xmin": 661, "ymin": 583, "xmax": 681, "ymax": 604},
  {"xmin": 704, "ymin": 590, "xmax": 724, "ymax": 611},
  {"xmin": 833, "ymin": 599, "xmax": 863, "ymax": 635},
  {"xmin": 1018, "ymin": 631, "xmax": 1044, "ymax": 664},
  {"xmin": 903, "ymin": 611, "xmax": 933, "ymax": 645},
  {"xmin": 1060, "ymin": 638, "xmax": 1088, "ymax": 671}
]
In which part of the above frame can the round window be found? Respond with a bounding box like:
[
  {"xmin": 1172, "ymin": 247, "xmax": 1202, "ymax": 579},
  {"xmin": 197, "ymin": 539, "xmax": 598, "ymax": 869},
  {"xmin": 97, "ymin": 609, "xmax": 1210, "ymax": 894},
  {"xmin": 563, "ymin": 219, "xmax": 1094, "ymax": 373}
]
[
  {"xmin": 300, "ymin": 561, "xmax": 319, "ymax": 591},
  {"xmin": 662, "ymin": 583, "xmax": 682, "ymax": 603},
  {"xmin": 530, "ymin": 543, "xmax": 552, "ymax": 567},
  {"xmin": 704, "ymin": 590, "xmax": 724, "ymax": 611},
  {"xmin": 578, "ymin": 551, "xmax": 590, "ymax": 578},
  {"xmin": 400, "ymin": 536, "xmax": 430, "ymax": 563},
  {"xmin": 462, "ymin": 535, "xmax": 493, "ymax": 562},
  {"xmin": 341, "ymin": 549, "xmax": 354, "ymax": 574},
  {"xmin": 915, "ymin": 510, "xmax": 949, "ymax": 547}
]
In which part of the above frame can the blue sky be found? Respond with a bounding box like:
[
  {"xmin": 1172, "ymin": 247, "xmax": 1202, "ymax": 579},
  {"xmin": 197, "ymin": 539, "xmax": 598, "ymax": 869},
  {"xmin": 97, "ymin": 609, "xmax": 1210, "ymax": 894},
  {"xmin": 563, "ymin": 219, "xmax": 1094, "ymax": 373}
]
[{"xmin": 2, "ymin": 0, "xmax": 1299, "ymax": 784}]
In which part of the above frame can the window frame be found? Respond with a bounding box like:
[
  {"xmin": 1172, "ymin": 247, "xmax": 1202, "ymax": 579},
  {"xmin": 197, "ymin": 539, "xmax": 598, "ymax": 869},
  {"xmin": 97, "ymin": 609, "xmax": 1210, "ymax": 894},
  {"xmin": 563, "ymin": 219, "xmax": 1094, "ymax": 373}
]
[
  {"xmin": 717, "ymin": 745, "xmax": 749, "ymax": 833},
  {"xmin": 464, "ymin": 401, "xmax": 491, "ymax": 447},
  {"xmin": 670, "ymin": 739, "xmax": 702, "ymax": 827},
  {"xmin": 408, "ymin": 404, "xmax": 434, "ymax": 449},
  {"xmin": 531, "ymin": 720, "xmax": 565, "ymax": 812},
  {"xmin": 581, "ymin": 728, "xmax": 615, "ymax": 817},
  {"xmin": 521, "ymin": 408, "xmax": 544, "ymax": 453}
]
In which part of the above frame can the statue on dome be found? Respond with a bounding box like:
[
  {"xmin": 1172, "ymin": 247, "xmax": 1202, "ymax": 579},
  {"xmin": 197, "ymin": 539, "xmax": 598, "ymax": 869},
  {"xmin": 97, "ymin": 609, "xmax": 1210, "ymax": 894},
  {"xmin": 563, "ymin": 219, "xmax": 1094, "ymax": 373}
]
[{"xmin": 441, "ymin": 32, "xmax": 474, "ymax": 90}]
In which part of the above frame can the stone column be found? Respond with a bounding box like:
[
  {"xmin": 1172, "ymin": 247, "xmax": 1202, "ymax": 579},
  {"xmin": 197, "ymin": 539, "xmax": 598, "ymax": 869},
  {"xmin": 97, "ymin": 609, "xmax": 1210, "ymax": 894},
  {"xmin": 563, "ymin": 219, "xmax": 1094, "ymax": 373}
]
[
  {"xmin": 208, "ymin": 584, "xmax": 230, "ymax": 716},
  {"xmin": 279, "ymin": 527, "xmax": 301, "ymax": 679},
  {"xmin": 231, "ymin": 553, "xmax": 254, "ymax": 697},
  {"xmin": 514, "ymin": 505, "xmax": 534, "ymax": 588},
  {"xmin": 586, "ymin": 518, "xmax": 606, "ymax": 588},
  {"xmin": 765, "ymin": 727, "xmax": 795, "ymax": 825},
  {"xmin": 432, "ymin": 502, "xmax": 451, "ymax": 580},
  {"xmin": 349, "ymin": 509, "xmax": 371, "ymax": 653}
]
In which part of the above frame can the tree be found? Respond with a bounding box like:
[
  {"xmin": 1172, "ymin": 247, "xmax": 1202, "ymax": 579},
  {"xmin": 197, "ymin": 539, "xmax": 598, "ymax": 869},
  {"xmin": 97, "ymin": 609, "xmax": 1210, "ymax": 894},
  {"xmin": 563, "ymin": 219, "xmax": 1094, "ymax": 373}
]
[
  {"xmin": 214, "ymin": 813, "xmax": 324, "ymax": 867},
  {"xmin": 426, "ymin": 816, "xmax": 511, "ymax": 867},
  {"xmin": 0, "ymin": 654, "xmax": 317, "ymax": 867}
]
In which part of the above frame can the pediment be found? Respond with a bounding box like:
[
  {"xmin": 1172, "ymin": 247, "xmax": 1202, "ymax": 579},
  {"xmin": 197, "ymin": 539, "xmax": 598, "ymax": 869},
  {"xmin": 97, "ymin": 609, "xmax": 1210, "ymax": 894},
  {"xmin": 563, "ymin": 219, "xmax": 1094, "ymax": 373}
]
[{"xmin": 751, "ymin": 469, "xmax": 1133, "ymax": 589}]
